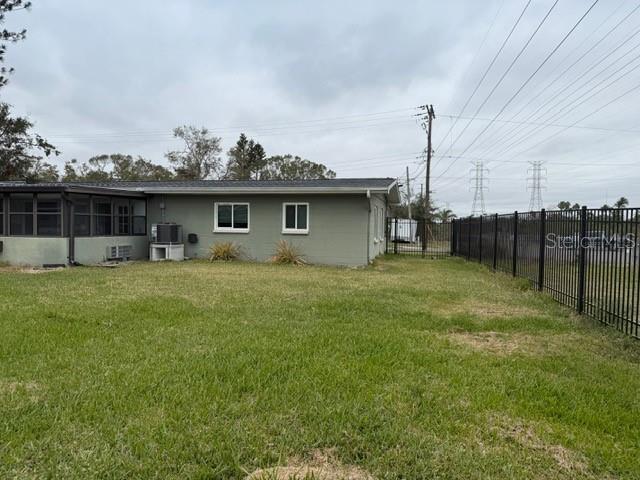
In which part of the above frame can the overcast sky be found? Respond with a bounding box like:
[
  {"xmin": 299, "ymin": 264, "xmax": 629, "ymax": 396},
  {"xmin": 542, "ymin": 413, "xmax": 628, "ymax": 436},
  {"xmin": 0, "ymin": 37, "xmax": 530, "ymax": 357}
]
[{"xmin": 2, "ymin": 0, "xmax": 639, "ymax": 214}]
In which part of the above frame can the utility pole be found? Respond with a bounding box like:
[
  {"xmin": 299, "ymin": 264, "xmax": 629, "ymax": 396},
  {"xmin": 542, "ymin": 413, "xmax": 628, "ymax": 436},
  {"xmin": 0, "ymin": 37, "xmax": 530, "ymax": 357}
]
[
  {"xmin": 405, "ymin": 166, "xmax": 412, "ymax": 219},
  {"xmin": 416, "ymin": 104, "xmax": 435, "ymax": 220}
]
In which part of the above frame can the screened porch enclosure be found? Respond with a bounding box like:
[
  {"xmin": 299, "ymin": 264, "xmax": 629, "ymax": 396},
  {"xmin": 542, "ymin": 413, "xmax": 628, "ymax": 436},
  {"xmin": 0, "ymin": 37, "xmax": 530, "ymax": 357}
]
[{"xmin": 0, "ymin": 192, "xmax": 147, "ymax": 239}]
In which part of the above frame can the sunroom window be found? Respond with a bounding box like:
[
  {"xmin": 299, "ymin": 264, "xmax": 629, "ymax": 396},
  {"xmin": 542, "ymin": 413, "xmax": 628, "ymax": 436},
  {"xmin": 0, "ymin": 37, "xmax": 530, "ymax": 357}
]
[
  {"xmin": 93, "ymin": 198, "xmax": 112, "ymax": 236},
  {"xmin": 73, "ymin": 197, "xmax": 91, "ymax": 236},
  {"xmin": 114, "ymin": 200, "xmax": 130, "ymax": 235},
  {"xmin": 9, "ymin": 194, "xmax": 34, "ymax": 236},
  {"xmin": 283, "ymin": 203, "xmax": 308, "ymax": 234},
  {"xmin": 132, "ymin": 200, "xmax": 146, "ymax": 235},
  {"xmin": 214, "ymin": 202, "xmax": 249, "ymax": 232},
  {"xmin": 36, "ymin": 194, "xmax": 62, "ymax": 236}
]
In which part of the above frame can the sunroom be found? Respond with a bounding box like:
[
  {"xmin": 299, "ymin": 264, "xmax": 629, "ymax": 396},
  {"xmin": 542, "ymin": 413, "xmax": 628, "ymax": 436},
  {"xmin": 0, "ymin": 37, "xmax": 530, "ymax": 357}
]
[{"xmin": 0, "ymin": 182, "xmax": 148, "ymax": 266}]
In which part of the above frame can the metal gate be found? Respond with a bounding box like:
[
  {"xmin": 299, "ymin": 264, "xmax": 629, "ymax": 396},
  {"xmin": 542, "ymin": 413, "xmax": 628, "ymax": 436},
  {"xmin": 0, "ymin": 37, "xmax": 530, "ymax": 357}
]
[{"xmin": 385, "ymin": 218, "xmax": 452, "ymax": 257}]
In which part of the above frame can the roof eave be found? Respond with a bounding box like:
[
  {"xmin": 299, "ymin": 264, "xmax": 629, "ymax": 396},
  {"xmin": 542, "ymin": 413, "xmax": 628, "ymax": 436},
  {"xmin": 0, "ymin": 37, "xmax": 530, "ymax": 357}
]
[{"xmin": 138, "ymin": 186, "xmax": 394, "ymax": 195}]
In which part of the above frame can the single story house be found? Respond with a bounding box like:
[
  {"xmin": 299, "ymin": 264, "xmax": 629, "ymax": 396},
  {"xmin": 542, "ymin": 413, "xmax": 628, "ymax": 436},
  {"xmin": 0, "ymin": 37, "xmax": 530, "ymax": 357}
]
[{"xmin": 0, "ymin": 178, "xmax": 399, "ymax": 267}]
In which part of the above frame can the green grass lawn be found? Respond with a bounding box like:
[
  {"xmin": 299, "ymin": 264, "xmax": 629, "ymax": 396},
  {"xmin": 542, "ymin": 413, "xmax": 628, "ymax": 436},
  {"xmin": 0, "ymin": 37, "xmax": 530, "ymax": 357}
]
[{"xmin": 1, "ymin": 256, "xmax": 639, "ymax": 479}]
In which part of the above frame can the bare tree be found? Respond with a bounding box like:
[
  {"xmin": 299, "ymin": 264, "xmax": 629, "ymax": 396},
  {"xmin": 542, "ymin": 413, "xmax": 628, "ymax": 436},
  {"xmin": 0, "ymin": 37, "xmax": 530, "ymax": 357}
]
[{"xmin": 166, "ymin": 126, "xmax": 223, "ymax": 180}]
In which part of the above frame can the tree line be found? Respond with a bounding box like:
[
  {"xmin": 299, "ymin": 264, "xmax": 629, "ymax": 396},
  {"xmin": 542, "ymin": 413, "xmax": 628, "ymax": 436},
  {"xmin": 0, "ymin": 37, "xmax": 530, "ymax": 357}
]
[
  {"xmin": 557, "ymin": 197, "xmax": 630, "ymax": 211},
  {"xmin": 0, "ymin": 2, "xmax": 336, "ymax": 183},
  {"xmin": 59, "ymin": 129, "xmax": 337, "ymax": 182}
]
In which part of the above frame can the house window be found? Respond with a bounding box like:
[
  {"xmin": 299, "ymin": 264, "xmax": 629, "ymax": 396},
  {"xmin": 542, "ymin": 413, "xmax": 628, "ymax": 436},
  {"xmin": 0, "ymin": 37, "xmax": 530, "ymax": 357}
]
[
  {"xmin": 73, "ymin": 197, "xmax": 91, "ymax": 236},
  {"xmin": 214, "ymin": 202, "xmax": 249, "ymax": 232},
  {"xmin": 9, "ymin": 194, "xmax": 34, "ymax": 235},
  {"xmin": 132, "ymin": 200, "xmax": 146, "ymax": 235},
  {"xmin": 93, "ymin": 197, "xmax": 112, "ymax": 236},
  {"xmin": 36, "ymin": 194, "xmax": 62, "ymax": 236},
  {"xmin": 282, "ymin": 203, "xmax": 309, "ymax": 234}
]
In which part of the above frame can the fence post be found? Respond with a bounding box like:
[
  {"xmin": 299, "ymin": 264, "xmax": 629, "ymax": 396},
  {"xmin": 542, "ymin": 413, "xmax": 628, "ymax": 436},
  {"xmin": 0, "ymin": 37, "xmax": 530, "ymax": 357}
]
[
  {"xmin": 538, "ymin": 209, "xmax": 546, "ymax": 291},
  {"xmin": 385, "ymin": 217, "xmax": 390, "ymax": 254},
  {"xmin": 577, "ymin": 206, "xmax": 587, "ymax": 314},
  {"xmin": 467, "ymin": 218, "xmax": 472, "ymax": 258},
  {"xmin": 393, "ymin": 218, "xmax": 398, "ymax": 255},
  {"xmin": 512, "ymin": 211, "xmax": 518, "ymax": 277},
  {"xmin": 421, "ymin": 218, "xmax": 426, "ymax": 258},
  {"xmin": 450, "ymin": 219, "xmax": 456, "ymax": 256},
  {"xmin": 478, "ymin": 215, "xmax": 483, "ymax": 264},
  {"xmin": 492, "ymin": 213, "xmax": 498, "ymax": 270}
]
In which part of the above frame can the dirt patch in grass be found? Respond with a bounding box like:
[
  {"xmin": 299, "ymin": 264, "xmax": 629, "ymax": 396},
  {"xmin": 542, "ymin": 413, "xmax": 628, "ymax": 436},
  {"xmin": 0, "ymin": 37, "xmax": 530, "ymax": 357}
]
[
  {"xmin": 0, "ymin": 380, "xmax": 42, "ymax": 401},
  {"xmin": 492, "ymin": 416, "xmax": 592, "ymax": 476},
  {"xmin": 447, "ymin": 331, "xmax": 577, "ymax": 356},
  {"xmin": 0, "ymin": 264, "xmax": 64, "ymax": 274},
  {"xmin": 246, "ymin": 449, "xmax": 374, "ymax": 480},
  {"xmin": 435, "ymin": 300, "xmax": 542, "ymax": 319}
]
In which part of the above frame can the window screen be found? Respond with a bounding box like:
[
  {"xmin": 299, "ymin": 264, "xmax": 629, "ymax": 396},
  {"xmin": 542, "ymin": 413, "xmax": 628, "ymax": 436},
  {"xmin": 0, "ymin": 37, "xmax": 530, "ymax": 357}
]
[
  {"xmin": 37, "ymin": 195, "xmax": 62, "ymax": 236},
  {"xmin": 132, "ymin": 200, "xmax": 146, "ymax": 235},
  {"xmin": 10, "ymin": 194, "xmax": 34, "ymax": 235},
  {"xmin": 73, "ymin": 197, "xmax": 91, "ymax": 236},
  {"xmin": 94, "ymin": 198, "xmax": 112, "ymax": 236}
]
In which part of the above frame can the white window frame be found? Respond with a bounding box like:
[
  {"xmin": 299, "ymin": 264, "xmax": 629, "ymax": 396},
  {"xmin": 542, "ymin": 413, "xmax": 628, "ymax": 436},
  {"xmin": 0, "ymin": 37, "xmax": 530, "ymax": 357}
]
[
  {"xmin": 214, "ymin": 202, "xmax": 250, "ymax": 233},
  {"xmin": 282, "ymin": 202, "xmax": 309, "ymax": 234}
]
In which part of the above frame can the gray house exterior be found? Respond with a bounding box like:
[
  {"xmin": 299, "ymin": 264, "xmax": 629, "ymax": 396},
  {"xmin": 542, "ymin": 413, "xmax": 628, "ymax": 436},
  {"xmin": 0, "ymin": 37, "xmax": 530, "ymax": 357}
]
[{"xmin": 0, "ymin": 178, "xmax": 399, "ymax": 267}]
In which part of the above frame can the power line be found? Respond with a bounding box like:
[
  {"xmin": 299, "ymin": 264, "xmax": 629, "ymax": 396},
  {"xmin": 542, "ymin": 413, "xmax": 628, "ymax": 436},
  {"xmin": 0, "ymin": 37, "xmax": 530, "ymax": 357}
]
[
  {"xmin": 455, "ymin": 0, "xmax": 601, "ymax": 162},
  {"xmin": 478, "ymin": 24, "xmax": 640, "ymax": 159},
  {"xmin": 43, "ymin": 107, "xmax": 419, "ymax": 138},
  {"xmin": 509, "ymin": 80, "xmax": 640, "ymax": 158},
  {"xmin": 493, "ymin": 56, "xmax": 640, "ymax": 159},
  {"xmin": 438, "ymin": 113, "xmax": 640, "ymax": 135},
  {"xmin": 434, "ymin": 0, "xmax": 518, "ymax": 155},
  {"xmin": 436, "ymin": 0, "xmax": 561, "ymax": 180},
  {"xmin": 469, "ymin": 1, "xmax": 638, "ymax": 157}
]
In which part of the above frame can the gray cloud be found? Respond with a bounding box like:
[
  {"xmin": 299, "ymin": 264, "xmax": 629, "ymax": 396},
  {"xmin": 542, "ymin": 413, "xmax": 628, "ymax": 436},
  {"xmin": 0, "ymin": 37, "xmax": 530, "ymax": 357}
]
[{"xmin": 1, "ymin": 0, "xmax": 638, "ymax": 215}]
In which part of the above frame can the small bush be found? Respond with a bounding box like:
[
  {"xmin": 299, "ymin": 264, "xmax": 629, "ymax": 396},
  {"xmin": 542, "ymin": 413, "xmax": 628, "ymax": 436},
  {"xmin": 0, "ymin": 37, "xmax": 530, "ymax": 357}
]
[
  {"xmin": 270, "ymin": 240, "xmax": 307, "ymax": 265},
  {"xmin": 208, "ymin": 242, "xmax": 241, "ymax": 261}
]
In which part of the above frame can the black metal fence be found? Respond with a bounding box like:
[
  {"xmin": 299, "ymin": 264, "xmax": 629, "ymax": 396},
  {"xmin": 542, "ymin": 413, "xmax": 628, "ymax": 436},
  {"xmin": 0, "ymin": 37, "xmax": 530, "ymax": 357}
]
[
  {"xmin": 385, "ymin": 218, "xmax": 452, "ymax": 257},
  {"xmin": 453, "ymin": 207, "xmax": 640, "ymax": 339}
]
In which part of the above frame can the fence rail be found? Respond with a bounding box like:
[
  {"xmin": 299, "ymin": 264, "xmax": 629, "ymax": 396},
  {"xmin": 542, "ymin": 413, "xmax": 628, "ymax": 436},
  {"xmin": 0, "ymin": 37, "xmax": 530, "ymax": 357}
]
[{"xmin": 453, "ymin": 207, "xmax": 640, "ymax": 339}]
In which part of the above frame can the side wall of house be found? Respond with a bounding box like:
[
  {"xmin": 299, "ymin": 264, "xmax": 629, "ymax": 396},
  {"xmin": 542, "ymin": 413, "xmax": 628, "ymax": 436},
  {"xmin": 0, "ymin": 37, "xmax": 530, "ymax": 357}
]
[
  {"xmin": 368, "ymin": 193, "xmax": 387, "ymax": 262},
  {"xmin": 0, "ymin": 237, "xmax": 68, "ymax": 266},
  {"xmin": 74, "ymin": 236, "xmax": 149, "ymax": 264},
  {"xmin": 147, "ymin": 194, "xmax": 370, "ymax": 266}
]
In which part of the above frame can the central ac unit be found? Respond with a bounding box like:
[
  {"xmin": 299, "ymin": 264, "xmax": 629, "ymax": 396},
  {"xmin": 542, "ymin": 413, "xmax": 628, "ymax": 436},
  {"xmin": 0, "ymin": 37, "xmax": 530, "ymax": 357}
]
[{"xmin": 151, "ymin": 223, "xmax": 182, "ymax": 244}]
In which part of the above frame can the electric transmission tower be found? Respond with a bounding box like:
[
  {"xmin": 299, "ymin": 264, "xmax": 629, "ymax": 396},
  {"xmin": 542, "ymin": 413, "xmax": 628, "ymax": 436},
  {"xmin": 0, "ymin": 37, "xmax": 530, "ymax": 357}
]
[
  {"xmin": 470, "ymin": 161, "xmax": 489, "ymax": 216},
  {"xmin": 527, "ymin": 161, "xmax": 547, "ymax": 211}
]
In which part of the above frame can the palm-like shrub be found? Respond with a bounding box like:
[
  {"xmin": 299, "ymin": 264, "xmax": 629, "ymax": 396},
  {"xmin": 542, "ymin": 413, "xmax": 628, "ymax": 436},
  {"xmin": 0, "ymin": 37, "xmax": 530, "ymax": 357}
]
[
  {"xmin": 208, "ymin": 242, "xmax": 241, "ymax": 261},
  {"xmin": 270, "ymin": 240, "xmax": 307, "ymax": 265}
]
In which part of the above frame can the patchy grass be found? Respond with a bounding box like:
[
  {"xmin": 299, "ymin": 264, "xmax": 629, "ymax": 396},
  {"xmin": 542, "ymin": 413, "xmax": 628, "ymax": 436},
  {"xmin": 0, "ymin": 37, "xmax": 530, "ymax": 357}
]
[{"xmin": 0, "ymin": 256, "xmax": 638, "ymax": 479}]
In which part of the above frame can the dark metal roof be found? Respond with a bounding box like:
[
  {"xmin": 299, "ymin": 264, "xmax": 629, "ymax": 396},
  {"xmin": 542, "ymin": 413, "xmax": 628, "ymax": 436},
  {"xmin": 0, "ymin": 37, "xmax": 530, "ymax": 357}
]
[
  {"xmin": 0, "ymin": 178, "xmax": 399, "ymax": 201},
  {"xmin": 67, "ymin": 178, "xmax": 397, "ymax": 189},
  {"xmin": 0, "ymin": 182, "xmax": 145, "ymax": 197}
]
